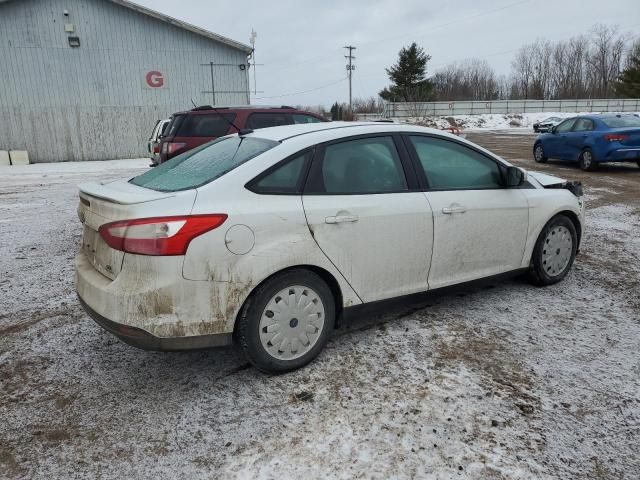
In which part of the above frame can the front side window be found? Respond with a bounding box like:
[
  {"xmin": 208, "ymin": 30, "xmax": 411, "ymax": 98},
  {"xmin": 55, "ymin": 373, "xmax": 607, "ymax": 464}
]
[
  {"xmin": 130, "ymin": 137, "xmax": 278, "ymax": 192},
  {"xmin": 556, "ymin": 118, "xmax": 576, "ymax": 133},
  {"xmin": 573, "ymin": 118, "xmax": 594, "ymax": 132},
  {"xmin": 305, "ymin": 136, "xmax": 407, "ymax": 194},
  {"xmin": 246, "ymin": 113, "xmax": 294, "ymax": 129},
  {"xmin": 409, "ymin": 136, "xmax": 502, "ymax": 190},
  {"xmin": 249, "ymin": 152, "xmax": 310, "ymax": 194}
]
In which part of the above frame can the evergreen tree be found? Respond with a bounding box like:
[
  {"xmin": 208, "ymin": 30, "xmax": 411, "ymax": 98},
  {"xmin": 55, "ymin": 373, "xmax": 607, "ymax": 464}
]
[
  {"xmin": 615, "ymin": 42, "xmax": 640, "ymax": 98},
  {"xmin": 330, "ymin": 101, "xmax": 344, "ymax": 120},
  {"xmin": 379, "ymin": 43, "xmax": 434, "ymax": 102}
]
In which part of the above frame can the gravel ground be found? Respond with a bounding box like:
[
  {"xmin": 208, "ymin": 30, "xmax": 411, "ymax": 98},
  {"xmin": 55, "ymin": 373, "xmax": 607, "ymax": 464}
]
[{"xmin": 1, "ymin": 133, "xmax": 639, "ymax": 479}]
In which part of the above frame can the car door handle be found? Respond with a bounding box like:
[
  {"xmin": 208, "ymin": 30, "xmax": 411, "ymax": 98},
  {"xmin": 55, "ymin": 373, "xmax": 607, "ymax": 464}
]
[
  {"xmin": 442, "ymin": 206, "xmax": 466, "ymax": 214},
  {"xmin": 325, "ymin": 214, "xmax": 359, "ymax": 224}
]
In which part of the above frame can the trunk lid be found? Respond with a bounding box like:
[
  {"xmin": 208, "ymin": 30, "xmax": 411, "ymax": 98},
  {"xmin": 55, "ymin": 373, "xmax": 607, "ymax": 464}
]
[
  {"xmin": 77, "ymin": 180, "xmax": 196, "ymax": 280},
  {"xmin": 610, "ymin": 128, "xmax": 640, "ymax": 147}
]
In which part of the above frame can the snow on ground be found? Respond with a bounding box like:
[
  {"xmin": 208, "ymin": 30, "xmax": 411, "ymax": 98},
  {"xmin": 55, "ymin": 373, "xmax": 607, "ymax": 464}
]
[
  {"xmin": 403, "ymin": 111, "xmax": 640, "ymax": 131},
  {"xmin": 1, "ymin": 146, "xmax": 639, "ymax": 479}
]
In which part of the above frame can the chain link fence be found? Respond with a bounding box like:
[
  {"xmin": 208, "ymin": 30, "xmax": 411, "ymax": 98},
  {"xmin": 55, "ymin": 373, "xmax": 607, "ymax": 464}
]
[{"xmin": 354, "ymin": 99, "xmax": 640, "ymax": 120}]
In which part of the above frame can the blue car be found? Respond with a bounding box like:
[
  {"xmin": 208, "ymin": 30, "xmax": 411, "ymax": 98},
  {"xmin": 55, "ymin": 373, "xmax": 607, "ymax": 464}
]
[{"xmin": 533, "ymin": 114, "xmax": 640, "ymax": 171}]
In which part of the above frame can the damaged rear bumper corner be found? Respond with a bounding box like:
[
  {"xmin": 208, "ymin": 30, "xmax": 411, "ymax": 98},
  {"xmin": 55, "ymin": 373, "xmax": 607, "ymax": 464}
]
[{"xmin": 77, "ymin": 294, "xmax": 232, "ymax": 351}]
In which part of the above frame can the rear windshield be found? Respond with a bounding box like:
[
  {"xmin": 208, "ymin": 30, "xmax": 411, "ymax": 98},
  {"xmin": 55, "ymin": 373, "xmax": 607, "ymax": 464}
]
[
  {"xmin": 601, "ymin": 116, "xmax": 640, "ymax": 128},
  {"xmin": 165, "ymin": 115, "xmax": 185, "ymax": 137},
  {"xmin": 130, "ymin": 136, "xmax": 278, "ymax": 192},
  {"xmin": 176, "ymin": 113, "xmax": 236, "ymax": 137}
]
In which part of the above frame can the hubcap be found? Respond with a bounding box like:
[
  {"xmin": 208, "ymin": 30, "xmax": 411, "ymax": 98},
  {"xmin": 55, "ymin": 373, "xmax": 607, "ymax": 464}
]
[
  {"xmin": 535, "ymin": 146, "xmax": 543, "ymax": 161},
  {"xmin": 582, "ymin": 151, "xmax": 592, "ymax": 168},
  {"xmin": 259, "ymin": 285, "xmax": 325, "ymax": 360},
  {"xmin": 541, "ymin": 226, "xmax": 573, "ymax": 277}
]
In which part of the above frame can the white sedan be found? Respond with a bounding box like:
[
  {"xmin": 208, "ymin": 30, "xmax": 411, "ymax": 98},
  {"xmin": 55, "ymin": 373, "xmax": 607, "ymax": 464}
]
[{"xmin": 75, "ymin": 122, "xmax": 585, "ymax": 372}]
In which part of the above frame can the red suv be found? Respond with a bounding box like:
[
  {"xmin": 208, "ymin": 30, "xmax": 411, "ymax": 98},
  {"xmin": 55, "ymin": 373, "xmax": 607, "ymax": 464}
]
[{"xmin": 158, "ymin": 105, "xmax": 328, "ymax": 164}]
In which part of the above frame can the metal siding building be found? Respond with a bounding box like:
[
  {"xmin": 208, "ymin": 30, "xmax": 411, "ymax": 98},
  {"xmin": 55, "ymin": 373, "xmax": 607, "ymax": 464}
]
[{"xmin": 0, "ymin": 0, "xmax": 252, "ymax": 162}]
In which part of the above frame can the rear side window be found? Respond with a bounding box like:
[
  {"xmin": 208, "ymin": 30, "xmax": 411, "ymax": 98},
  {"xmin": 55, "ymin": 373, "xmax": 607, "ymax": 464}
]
[
  {"xmin": 292, "ymin": 114, "xmax": 323, "ymax": 124},
  {"xmin": 573, "ymin": 118, "xmax": 594, "ymax": 131},
  {"xmin": 305, "ymin": 136, "xmax": 407, "ymax": 194},
  {"xmin": 248, "ymin": 151, "xmax": 311, "ymax": 194},
  {"xmin": 130, "ymin": 137, "xmax": 278, "ymax": 192},
  {"xmin": 410, "ymin": 136, "xmax": 502, "ymax": 190},
  {"xmin": 601, "ymin": 116, "xmax": 640, "ymax": 128},
  {"xmin": 176, "ymin": 114, "xmax": 235, "ymax": 137},
  {"xmin": 246, "ymin": 113, "xmax": 294, "ymax": 129}
]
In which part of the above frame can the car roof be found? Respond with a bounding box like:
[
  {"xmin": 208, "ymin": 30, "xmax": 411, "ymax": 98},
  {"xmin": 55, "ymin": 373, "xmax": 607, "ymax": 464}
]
[
  {"xmin": 243, "ymin": 121, "xmax": 482, "ymax": 149},
  {"xmin": 172, "ymin": 105, "xmax": 318, "ymax": 115},
  {"xmin": 578, "ymin": 113, "xmax": 636, "ymax": 120}
]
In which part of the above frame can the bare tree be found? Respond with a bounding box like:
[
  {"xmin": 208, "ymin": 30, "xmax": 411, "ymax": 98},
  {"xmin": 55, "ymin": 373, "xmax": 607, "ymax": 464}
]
[
  {"xmin": 586, "ymin": 24, "xmax": 626, "ymax": 97},
  {"xmin": 352, "ymin": 96, "xmax": 384, "ymax": 114},
  {"xmin": 432, "ymin": 59, "xmax": 499, "ymax": 101},
  {"xmin": 507, "ymin": 26, "xmax": 628, "ymax": 100}
]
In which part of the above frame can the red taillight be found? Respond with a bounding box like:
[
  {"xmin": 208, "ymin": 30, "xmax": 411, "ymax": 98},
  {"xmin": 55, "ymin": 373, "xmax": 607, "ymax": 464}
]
[
  {"xmin": 166, "ymin": 142, "xmax": 187, "ymax": 155},
  {"xmin": 153, "ymin": 144, "xmax": 160, "ymax": 154},
  {"xmin": 603, "ymin": 133, "xmax": 628, "ymax": 142},
  {"xmin": 98, "ymin": 214, "xmax": 227, "ymax": 256}
]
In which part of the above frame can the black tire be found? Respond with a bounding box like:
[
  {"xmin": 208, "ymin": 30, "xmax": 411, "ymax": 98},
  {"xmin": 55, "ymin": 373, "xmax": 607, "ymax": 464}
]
[
  {"xmin": 579, "ymin": 148, "xmax": 596, "ymax": 171},
  {"xmin": 533, "ymin": 143, "xmax": 548, "ymax": 163},
  {"xmin": 528, "ymin": 215, "xmax": 577, "ymax": 286},
  {"xmin": 235, "ymin": 269, "xmax": 335, "ymax": 373}
]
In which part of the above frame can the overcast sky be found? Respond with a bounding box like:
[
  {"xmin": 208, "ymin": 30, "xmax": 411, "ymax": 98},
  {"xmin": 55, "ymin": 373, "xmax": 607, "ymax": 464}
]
[{"xmin": 136, "ymin": 0, "xmax": 640, "ymax": 107}]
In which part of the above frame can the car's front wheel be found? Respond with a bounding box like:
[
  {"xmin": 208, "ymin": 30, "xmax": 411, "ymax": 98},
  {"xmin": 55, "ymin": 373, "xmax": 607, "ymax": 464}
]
[
  {"xmin": 235, "ymin": 269, "xmax": 335, "ymax": 373},
  {"xmin": 528, "ymin": 215, "xmax": 577, "ymax": 286},
  {"xmin": 533, "ymin": 143, "xmax": 548, "ymax": 163},
  {"xmin": 579, "ymin": 148, "xmax": 596, "ymax": 171}
]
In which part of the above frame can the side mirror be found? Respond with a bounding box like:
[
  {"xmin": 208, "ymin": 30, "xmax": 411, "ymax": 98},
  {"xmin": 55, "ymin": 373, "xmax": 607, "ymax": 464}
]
[{"xmin": 505, "ymin": 166, "xmax": 524, "ymax": 187}]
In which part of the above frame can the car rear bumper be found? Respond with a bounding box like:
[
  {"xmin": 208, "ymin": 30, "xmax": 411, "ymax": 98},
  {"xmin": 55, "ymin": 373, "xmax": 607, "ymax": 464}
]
[
  {"xmin": 75, "ymin": 250, "xmax": 246, "ymax": 349},
  {"xmin": 603, "ymin": 148, "xmax": 640, "ymax": 162},
  {"xmin": 78, "ymin": 294, "xmax": 232, "ymax": 350}
]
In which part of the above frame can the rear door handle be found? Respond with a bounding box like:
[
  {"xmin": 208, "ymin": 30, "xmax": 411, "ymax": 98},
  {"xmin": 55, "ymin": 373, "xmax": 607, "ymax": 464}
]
[
  {"xmin": 442, "ymin": 206, "xmax": 466, "ymax": 214},
  {"xmin": 325, "ymin": 214, "xmax": 359, "ymax": 224}
]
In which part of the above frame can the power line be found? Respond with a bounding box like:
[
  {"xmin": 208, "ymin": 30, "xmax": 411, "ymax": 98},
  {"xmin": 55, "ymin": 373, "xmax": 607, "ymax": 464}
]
[
  {"xmin": 362, "ymin": 0, "xmax": 531, "ymax": 50},
  {"xmin": 267, "ymin": 0, "xmax": 530, "ymax": 74},
  {"xmin": 254, "ymin": 77, "xmax": 347, "ymax": 100}
]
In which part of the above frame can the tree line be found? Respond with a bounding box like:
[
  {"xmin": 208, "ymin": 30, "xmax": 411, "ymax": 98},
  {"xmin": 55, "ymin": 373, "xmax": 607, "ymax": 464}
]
[{"xmin": 376, "ymin": 24, "xmax": 640, "ymax": 105}]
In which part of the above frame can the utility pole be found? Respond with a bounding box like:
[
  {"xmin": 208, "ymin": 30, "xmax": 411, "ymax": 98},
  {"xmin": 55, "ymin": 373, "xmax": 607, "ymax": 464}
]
[
  {"xmin": 344, "ymin": 45, "xmax": 356, "ymax": 109},
  {"xmin": 250, "ymin": 29, "xmax": 257, "ymax": 98}
]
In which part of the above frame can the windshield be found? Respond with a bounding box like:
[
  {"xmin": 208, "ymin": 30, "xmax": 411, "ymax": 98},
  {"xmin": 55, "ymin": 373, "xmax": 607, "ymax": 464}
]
[
  {"xmin": 130, "ymin": 136, "xmax": 278, "ymax": 192},
  {"xmin": 601, "ymin": 116, "xmax": 640, "ymax": 128}
]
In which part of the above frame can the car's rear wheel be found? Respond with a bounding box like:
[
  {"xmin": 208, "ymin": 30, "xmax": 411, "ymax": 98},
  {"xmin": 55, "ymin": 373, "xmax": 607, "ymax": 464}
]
[
  {"xmin": 528, "ymin": 215, "xmax": 577, "ymax": 286},
  {"xmin": 235, "ymin": 269, "xmax": 335, "ymax": 373},
  {"xmin": 579, "ymin": 148, "xmax": 596, "ymax": 171},
  {"xmin": 533, "ymin": 143, "xmax": 548, "ymax": 163}
]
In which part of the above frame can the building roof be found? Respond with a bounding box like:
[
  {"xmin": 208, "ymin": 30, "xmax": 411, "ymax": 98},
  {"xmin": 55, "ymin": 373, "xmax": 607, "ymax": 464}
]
[{"xmin": 0, "ymin": 0, "xmax": 253, "ymax": 54}]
